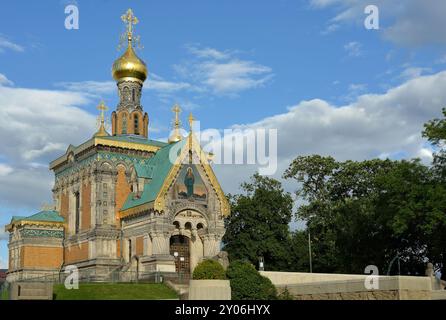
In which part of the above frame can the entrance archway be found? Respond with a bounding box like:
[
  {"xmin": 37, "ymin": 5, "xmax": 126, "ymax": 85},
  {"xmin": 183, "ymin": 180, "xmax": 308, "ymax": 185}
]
[{"xmin": 170, "ymin": 235, "xmax": 190, "ymax": 275}]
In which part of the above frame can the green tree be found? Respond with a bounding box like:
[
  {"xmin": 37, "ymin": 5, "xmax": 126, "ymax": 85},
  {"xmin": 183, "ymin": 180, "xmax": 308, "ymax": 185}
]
[
  {"xmin": 284, "ymin": 156, "xmax": 446, "ymax": 276},
  {"xmin": 223, "ymin": 173, "xmax": 293, "ymax": 271},
  {"xmin": 423, "ymin": 108, "xmax": 446, "ymax": 279}
]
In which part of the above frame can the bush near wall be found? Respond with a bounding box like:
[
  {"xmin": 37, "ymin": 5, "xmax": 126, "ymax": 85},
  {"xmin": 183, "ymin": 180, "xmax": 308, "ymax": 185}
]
[
  {"xmin": 192, "ymin": 259, "xmax": 227, "ymax": 280},
  {"xmin": 226, "ymin": 260, "xmax": 277, "ymax": 300}
]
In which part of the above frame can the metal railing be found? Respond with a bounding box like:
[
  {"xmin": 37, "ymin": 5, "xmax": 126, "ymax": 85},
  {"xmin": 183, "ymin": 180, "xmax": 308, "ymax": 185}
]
[{"xmin": 9, "ymin": 270, "xmax": 187, "ymax": 285}]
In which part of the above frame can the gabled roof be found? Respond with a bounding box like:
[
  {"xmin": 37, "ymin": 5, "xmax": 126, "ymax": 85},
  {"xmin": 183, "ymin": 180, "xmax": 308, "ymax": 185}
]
[
  {"xmin": 120, "ymin": 133, "xmax": 230, "ymax": 218},
  {"xmin": 50, "ymin": 135, "xmax": 167, "ymax": 170},
  {"xmin": 6, "ymin": 210, "xmax": 65, "ymax": 232},
  {"xmin": 11, "ymin": 210, "xmax": 64, "ymax": 223},
  {"xmin": 121, "ymin": 139, "xmax": 186, "ymax": 211}
]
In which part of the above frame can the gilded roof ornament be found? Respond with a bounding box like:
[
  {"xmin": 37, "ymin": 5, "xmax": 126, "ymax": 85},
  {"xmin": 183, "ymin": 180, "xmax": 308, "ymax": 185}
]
[
  {"xmin": 94, "ymin": 100, "xmax": 110, "ymax": 137},
  {"xmin": 168, "ymin": 104, "xmax": 183, "ymax": 143},
  {"xmin": 112, "ymin": 8, "xmax": 147, "ymax": 82}
]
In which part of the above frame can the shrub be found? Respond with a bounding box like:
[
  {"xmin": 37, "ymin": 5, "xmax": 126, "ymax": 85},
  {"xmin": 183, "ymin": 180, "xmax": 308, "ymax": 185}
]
[
  {"xmin": 226, "ymin": 260, "xmax": 277, "ymax": 300},
  {"xmin": 278, "ymin": 287, "xmax": 294, "ymax": 300},
  {"xmin": 192, "ymin": 259, "xmax": 226, "ymax": 280}
]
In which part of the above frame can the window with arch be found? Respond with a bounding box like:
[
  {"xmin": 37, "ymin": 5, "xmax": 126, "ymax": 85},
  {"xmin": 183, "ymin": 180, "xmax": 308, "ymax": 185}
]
[
  {"xmin": 122, "ymin": 114, "xmax": 127, "ymax": 134},
  {"xmin": 134, "ymin": 114, "xmax": 139, "ymax": 135},
  {"xmin": 132, "ymin": 88, "xmax": 136, "ymax": 101},
  {"xmin": 123, "ymin": 86, "xmax": 131, "ymax": 101}
]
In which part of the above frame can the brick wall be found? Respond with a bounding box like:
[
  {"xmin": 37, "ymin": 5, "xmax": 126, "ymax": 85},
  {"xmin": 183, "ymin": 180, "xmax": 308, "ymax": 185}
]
[
  {"xmin": 64, "ymin": 242, "xmax": 89, "ymax": 264},
  {"xmin": 21, "ymin": 246, "xmax": 63, "ymax": 269}
]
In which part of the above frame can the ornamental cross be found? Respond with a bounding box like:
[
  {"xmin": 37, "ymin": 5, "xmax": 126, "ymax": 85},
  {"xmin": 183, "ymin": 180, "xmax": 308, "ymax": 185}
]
[
  {"xmin": 118, "ymin": 9, "xmax": 143, "ymax": 50},
  {"xmin": 188, "ymin": 112, "xmax": 195, "ymax": 132},
  {"xmin": 172, "ymin": 104, "xmax": 182, "ymax": 128},
  {"xmin": 96, "ymin": 100, "xmax": 109, "ymax": 129},
  {"xmin": 121, "ymin": 8, "xmax": 139, "ymax": 39}
]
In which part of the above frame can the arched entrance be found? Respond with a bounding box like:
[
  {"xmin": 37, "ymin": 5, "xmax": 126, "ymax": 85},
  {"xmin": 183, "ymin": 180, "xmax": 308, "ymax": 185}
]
[{"xmin": 170, "ymin": 235, "xmax": 190, "ymax": 275}]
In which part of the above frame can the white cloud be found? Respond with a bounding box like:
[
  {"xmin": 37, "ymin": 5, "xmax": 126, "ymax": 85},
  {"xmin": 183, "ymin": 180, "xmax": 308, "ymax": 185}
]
[
  {"xmin": 57, "ymin": 75, "xmax": 195, "ymax": 95},
  {"xmin": 0, "ymin": 35, "xmax": 24, "ymax": 53},
  {"xmin": 186, "ymin": 45, "xmax": 231, "ymax": 60},
  {"xmin": 210, "ymin": 71, "xmax": 446, "ymax": 196},
  {"xmin": 179, "ymin": 45, "xmax": 273, "ymax": 96},
  {"xmin": 0, "ymin": 164, "xmax": 13, "ymax": 176},
  {"xmin": 399, "ymin": 67, "xmax": 432, "ymax": 81},
  {"xmin": 435, "ymin": 55, "xmax": 446, "ymax": 65},
  {"xmin": 0, "ymin": 85, "xmax": 95, "ymax": 208},
  {"xmin": 146, "ymin": 77, "xmax": 193, "ymax": 93},
  {"xmin": 344, "ymin": 41, "xmax": 362, "ymax": 57},
  {"xmin": 198, "ymin": 60, "xmax": 272, "ymax": 95},
  {"xmin": 0, "ymin": 73, "xmax": 13, "ymax": 86},
  {"xmin": 56, "ymin": 81, "xmax": 115, "ymax": 95},
  {"xmin": 309, "ymin": 0, "xmax": 446, "ymax": 47}
]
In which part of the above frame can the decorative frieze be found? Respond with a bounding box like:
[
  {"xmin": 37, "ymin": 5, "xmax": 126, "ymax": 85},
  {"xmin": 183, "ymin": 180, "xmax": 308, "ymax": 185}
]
[{"xmin": 20, "ymin": 228, "xmax": 64, "ymax": 238}]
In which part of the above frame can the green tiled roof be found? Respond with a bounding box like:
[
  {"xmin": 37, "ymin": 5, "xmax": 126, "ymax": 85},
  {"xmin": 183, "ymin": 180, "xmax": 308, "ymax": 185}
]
[
  {"xmin": 121, "ymin": 139, "xmax": 186, "ymax": 211},
  {"xmin": 99, "ymin": 135, "xmax": 168, "ymax": 147},
  {"xmin": 11, "ymin": 210, "xmax": 64, "ymax": 223}
]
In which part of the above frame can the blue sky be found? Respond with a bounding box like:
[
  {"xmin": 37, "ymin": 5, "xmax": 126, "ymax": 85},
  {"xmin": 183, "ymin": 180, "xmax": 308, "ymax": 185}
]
[{"xmin": 1, "ymin": 0, "xmax": 446, "ymax": 268}]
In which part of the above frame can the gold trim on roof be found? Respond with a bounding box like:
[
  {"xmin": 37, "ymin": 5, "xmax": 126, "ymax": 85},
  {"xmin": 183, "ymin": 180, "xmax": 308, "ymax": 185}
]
[
  {"xmin": 6, "ymin": 220, "xmax": 66, "ymax": 232},
  {"xmin": 118, "ymin": 203, "xmax": 151, "ymax": 219},
  {"xmin": 154, "ymin": 133, "xmax": 230, "ymax": 217},
  {"xmin": 94, "ymin": 137, "xmax": 161, "ymax": 153}
]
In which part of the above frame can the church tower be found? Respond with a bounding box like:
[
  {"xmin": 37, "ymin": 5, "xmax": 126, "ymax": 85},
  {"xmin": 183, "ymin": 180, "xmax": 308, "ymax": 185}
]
[
  {"xmin": 111, "ymin": 9, "xmax": 149, "ymax": 138},
  {"xmin": 5, "ymin": 8, "xmax": 229, "ymax": 283}
]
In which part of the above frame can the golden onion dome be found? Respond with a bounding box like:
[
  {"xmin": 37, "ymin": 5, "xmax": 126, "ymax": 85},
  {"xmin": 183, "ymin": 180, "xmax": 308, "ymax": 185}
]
[{"xmin": 112, "ymin": 44, "xmax": 148, "ymax": 82}]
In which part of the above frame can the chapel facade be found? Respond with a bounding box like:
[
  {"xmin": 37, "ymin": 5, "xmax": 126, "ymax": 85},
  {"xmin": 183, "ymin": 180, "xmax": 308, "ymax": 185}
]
[{"xmin": 5, "ymin": 9, "xmax": 229, "ymax": 282}]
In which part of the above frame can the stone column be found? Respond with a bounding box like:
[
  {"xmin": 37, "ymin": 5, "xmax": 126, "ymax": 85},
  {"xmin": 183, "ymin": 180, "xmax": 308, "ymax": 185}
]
[
  {"xmin": 202, "ymin": 234, "xmax": 220, "ymax": 258},
  {"xmin": 150, "ymin": 231, "xmax": 171, "ymax": 256}
]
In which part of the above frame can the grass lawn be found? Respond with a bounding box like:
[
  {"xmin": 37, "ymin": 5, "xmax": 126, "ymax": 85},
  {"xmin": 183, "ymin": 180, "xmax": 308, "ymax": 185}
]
[
  {"xmin": 53, "ymin": 283, "xmax": 178, "ymax": 300},
  {"xmin": 1, "ymin": 289, "xmax": 8, "ymax": 300}
]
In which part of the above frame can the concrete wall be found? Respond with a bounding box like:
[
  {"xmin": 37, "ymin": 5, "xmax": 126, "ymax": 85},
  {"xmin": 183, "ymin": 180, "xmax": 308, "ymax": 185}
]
[
  {"xmin": 188, "ymin": 280, "xmax": 231, "ymax": 300},
  {"xmin": 260, "ymin": 271, "xmax": 433, "ymax": 300}
]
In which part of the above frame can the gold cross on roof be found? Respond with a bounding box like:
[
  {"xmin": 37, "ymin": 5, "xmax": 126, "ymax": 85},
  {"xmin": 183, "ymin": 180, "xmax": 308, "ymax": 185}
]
[
  {"xmin": 172, "ymin": 104, "xmax": 181, "ymax": 126},
  {"xmin": 188, "ymin": 112, "xmax": 195, "ymax": 132},
  {"xmin": 121, "ymin": 8, "xmax": 139, "ymax": 40},
  {"xmin": 97, "ymin": 100, "xmax": 108, "ymax": 126}
]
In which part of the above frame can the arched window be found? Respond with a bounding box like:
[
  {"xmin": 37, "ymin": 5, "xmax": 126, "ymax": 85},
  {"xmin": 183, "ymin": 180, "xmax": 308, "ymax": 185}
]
[
  {"xmin": 74, "ymin": 192, "xmax": 80, "ymax": 234},
  {"xmin": 134, "ymin": 114, "xmax": 139, "ymax": 135},
  {"xmin": 122, "ymin": 114, "xmax": 127, "ymax": 134},
  {"xmin": 132, "ymin": 88, "xmax": 136, "ymax": 101}
]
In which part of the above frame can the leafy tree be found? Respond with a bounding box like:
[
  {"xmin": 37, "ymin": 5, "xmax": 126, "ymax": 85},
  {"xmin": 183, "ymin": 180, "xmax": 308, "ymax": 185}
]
[
  {"xmin": 223, "ymin": 173, "xmax": 293, "ymax": 271},
  {"xmin": 423, "ymin": 108, "xmax": 446, "ymax": 279},
  {"xmin": 284, "ymin": 156, "xmax": 446, "ymax": 276}
]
